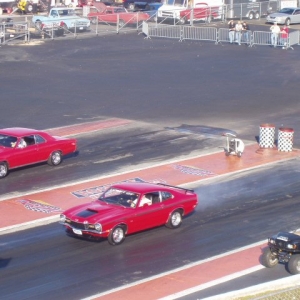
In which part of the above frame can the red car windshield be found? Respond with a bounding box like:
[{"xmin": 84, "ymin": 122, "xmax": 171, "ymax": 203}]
[
  {"xmin": 99, "ymin": 187, "xmax": 139, "ymax": 207},
  {"xmin": 0, "ymin": 134, "xmax": 18, "ymax": 148}
]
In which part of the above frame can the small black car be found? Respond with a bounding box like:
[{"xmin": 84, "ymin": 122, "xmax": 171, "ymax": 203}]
[{"xmin": 261, "ymin": 230, "xmax": 300, "ymax": 275}]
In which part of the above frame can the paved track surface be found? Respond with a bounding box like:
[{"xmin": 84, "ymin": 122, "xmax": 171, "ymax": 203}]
[{"xmin": 1, "ymin": 32, "xmax": 300, "ymax": 299}]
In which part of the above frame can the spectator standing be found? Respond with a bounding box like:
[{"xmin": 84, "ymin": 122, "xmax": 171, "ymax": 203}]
[
  {"xmin": 242, "ymin": 21, "xmax": 250, "ymax": 45},
  {"xmin": 235, "ymin": 21, "xmax": 243, "ymax": 45},
  {"xmin": 270, "ymin": 22, "xmax": 281, "ymax": 47},
  {"xmin": 280, "ymin": 25, "xmax": 289, "ymax": 49},
  {"xmin": 228, "ymin": 20, "xmax": 235, "ymax": 44}
]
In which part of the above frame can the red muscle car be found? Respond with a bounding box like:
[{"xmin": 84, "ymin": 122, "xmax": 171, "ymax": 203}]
[
  {"xmin": 0, "ymin": 128, "xmax": 77, "ymax": 178},
  {"xmin": 87, "ymin": 5, "xmax": 150, "ymax": 26},
  {"xmin": 60, "ymin": 182, "xmax": 198, "ymax": 245},
  {"xmin": 179, "ymin": 3, "xmax": 221, "ymax": 25}
]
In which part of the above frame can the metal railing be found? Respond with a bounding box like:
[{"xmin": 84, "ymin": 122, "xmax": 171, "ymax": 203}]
[
  {"xmin": 0, "ymin": 20, "xmax": 30, "ymax": 45},
  {"xmin": 143, "ymin": 22, "xmax": 299, "ymax": 49}
]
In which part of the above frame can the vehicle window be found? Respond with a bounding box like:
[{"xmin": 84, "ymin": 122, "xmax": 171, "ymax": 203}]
[
  {"xmin": 35, "ymin": 135, "xmax": 46, "ymax": 144},
  {"xmin": 295, "ymin": 9, "xmax": 300, "ymax": 14},
  {"xmin": 0, "ymin": 134, "xmax": 17, "ymax": 148},
  {"xmin": 98, "ymin": 187, "xmax": 139, "ymax": 208},
  {"xmin": 279, "ymin": 8, "xmax": 294, "ymax": 14},
  {"xmin": 146, "ymin": 192, "xmax": 160, "ymax": 204},
  {"xmin": 115, "ymin": 8, "xmax": 126, "ymax": 13},
  {"xmin": 23, "ymin": 135, "xmax": 35, "ymax": 146},
  {"xmin": 51, "ymin": 10, "xmax": 58, "ymax": 17},
  {"xmin": 166, "ymin": 0, "xmax": 185, "ymax": 6},
  {"xmin": 161, "ymin": 191, "xmax": 173, "ymax": 201}
]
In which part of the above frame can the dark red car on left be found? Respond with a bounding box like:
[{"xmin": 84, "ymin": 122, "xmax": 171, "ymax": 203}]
[{"xmin": 0, "ymin": 128, "xmax": 77, "ymax": 178}]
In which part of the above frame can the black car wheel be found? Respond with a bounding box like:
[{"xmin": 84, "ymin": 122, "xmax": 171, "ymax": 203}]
[
  {"xmin": 35, "ymin": 20, "xmax": 42, "ymax": 30},
  {"xmin": 119, "ymin": 19, "xmax": 125, "ymax": 27},
  {"xmin": 91, "ymin": 17, "xmax": 98, "ymax": 25},
  {"xmin": 48, "ymin": 151, "xmax": 62, "ymax": 166},
  {"xmin": 166, "ymin": 210, "xmax": 182, "ymax": 229},
  {"xmin": 0, "ymin": 162, "xmax": 8, "ymax": 178},
  {"xmin": 261, "ymin": 248, "xmax": 279, "ymax": 268},
  {"xmin": 248, "ymin": 12, "xmax": 254, "ymax": 20},
  {"xmin": 128, "ymin": 3, "xmax": 135, "ymax": 10},
  {"xmin": 108, "ymin": 226, "xmax": 126, "ymax": 245},
  {"xmin": 287, "ymin": 254, "xmax": 300, "ymax": 275},
  {"xmin": 285, "ymin": 18, "xmax": 291, "ymax": 26}
]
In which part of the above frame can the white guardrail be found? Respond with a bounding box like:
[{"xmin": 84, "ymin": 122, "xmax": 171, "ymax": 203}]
[
  {"xmin": 0, "ymin": 9, "xmax": 299, "ymax": 49},
  {"xmin": 142, "ymin": 22, "xmax": 299, "ymax": 49}
]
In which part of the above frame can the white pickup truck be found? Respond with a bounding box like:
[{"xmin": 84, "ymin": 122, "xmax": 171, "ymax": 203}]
[{"xmin": 32, "ymin": 7, "xmax": 90, "ymax": 33}]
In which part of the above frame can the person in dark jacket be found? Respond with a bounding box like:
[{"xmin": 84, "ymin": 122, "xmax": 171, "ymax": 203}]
[{"xmin": 228, "ymin": 20, "xmax": 235, "ymax": 44}]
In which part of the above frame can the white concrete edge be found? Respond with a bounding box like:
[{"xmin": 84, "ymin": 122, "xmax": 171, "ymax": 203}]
[
  {"xmin": 3, "ymin": 141, "xmax": 296, "ymax": 203},
  {"xmin": 81, "ymin": 240, "xmax": 267, "ymax": 300},
  {"xmin": 0, "ymin": 146, "xmax": 231, "ymax": 202},
  {"xmin": 1, "ymin": 152, "xmax": 298, "ymax": 235},
  {"xmin": 201, "ymin": 274, "xmax": 300, "ymax": 300},
  {"xmin": 158, "ymin": 265, "xmax": 265, "ymax": 300}
]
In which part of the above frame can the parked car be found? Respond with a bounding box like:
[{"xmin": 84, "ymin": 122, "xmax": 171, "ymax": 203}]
[
  {"xmin": 87, "ymin": 5, "xmax": 150, "ymax": 26},
  {"xmin": 60, "ymin": 182, "xmax": 198, "ymax": 245},
  {"xmin": 0, "ymin": 128, "xmax": 77, "ymax": 178},
  {"xmin": 122, "ymin": 0, "xmax": 161, "ymax": 11},
  {"xmin": 261, "ymin": 229, "xmax": 300, "ymax": 275},
  {"xmin": 266, "ymin": 7, "xmax": 300, "ymax": 25},
  {"xmin": 179, "ymin": 3, "xmax": 221, "ymax": 25},
  {"xmin": 32, "ymin": 7, "xmax": 90, "ymax": 34}
]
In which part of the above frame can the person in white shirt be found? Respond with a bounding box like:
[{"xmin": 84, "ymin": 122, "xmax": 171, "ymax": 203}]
[
  {"xmin": 270, "ymin": 22, "xmax": 281, "ymax": 47},
  {"xmin": 139, "ymin": 194, "xmax": 152, "ymax": 207},
  {"xmin": 235, "ymin": 21, "xmax": 243, "ymax": 45}
]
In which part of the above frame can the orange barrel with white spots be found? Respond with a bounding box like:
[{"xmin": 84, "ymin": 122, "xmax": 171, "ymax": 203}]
[
  {"xmin": 259, "ymin": 123, "xmax": 275, "ymax": 148},
  {"xmin": 278, "ymin": 127, "xmax": 294, "ymax": 152}
]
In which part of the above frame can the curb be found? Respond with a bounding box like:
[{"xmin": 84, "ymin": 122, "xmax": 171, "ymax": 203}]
[{"xmin": 202, "ymin": 274, "xmax": 300, "ymax": 300}]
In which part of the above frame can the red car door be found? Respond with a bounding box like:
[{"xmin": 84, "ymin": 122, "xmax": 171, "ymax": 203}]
[
  {"xmin": 129, "ymin": 192, "xmax": 168, "ymax": 233},
  {"xmin": 10, "ymin": 136, "xmax": 39, "ymax": 167}
]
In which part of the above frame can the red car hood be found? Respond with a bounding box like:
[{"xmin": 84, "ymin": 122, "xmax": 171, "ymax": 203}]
[{"xmin": 64, "ymin": 201, "xmax": 128, "ymax": 224}]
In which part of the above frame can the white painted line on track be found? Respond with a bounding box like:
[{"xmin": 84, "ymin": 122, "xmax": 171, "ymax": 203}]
[
  {"xmin": 158, "ymin": 265, "xmax": 265, "ymax": 300},
  {"xmin": 201, "ymin": 274, "xmax": 300, "ymax": 300},
  {"xmin": 82, "ymin": 240, "xmax": 267, "ymax": 300},
  {"xmin": 0, "ymin": 147, "xmax": 227, "ymax": 202}
]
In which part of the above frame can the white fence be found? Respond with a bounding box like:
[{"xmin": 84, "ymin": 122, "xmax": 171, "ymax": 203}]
[{"xmin": 143, "ymin": 22, "xmax": 299, "ymax": 49}]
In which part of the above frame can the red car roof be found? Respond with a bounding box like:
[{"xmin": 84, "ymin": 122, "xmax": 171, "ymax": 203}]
[
  {"xmin": 110, "ymin": 182, "xmax": 191, "ymax": 194},
  {"xmin": 0, "ymin": 128, "xmax": 43, "ymax": 137}
]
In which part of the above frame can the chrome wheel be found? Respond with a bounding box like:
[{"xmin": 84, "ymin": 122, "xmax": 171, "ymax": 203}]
[
  {"xmin": 108, "ymin": 226, "xmax": 126, "ymax": 245},
  {"xmin": 166, "ymin": 210, "xmax": 182, "ymax": 229},
  {"xmin": 0, "ymin": 162, "xmax": 8, "ymax": 178},
  {"xmin": 48, "ymin": 151, "xmax": 62, "ymax": 166}
]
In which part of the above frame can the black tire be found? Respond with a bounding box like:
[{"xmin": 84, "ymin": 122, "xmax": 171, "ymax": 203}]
[
  {"xmin": 108, "ymin": 225, "xmax": 126, "ymax": 245},
  {"xmin": 166, "ymin": 210, "xmax": 182, "ymax": 229},
  {"xmin": 119, "ymin": 19, "xmax": 125, "ymax": 27},
  {"xmin": 237, "ymin": 151, "xmax": 242, "ymax": 157},
  {"xmin": 254, "ymin": 12, "xmax": 260, "ymax": 19},
  {"xmin": 261, "ymin": 248, "xmax": 279, "ymax": 268},
  {"xmin": 178, "ymin": 17, "xmax": 186, "ymax": 25},
  {"xmin": 287, "ymin": 255, "xmax": 300, "ymax": 275},
  {"xmin": 248, "ymin": 12, "xmax": 254, "ymax": 20},
  {"xmin": 62, "ymin": 23, "xmax": 69, "ymax": 34},
  {"xmin": 25, "ymin": 3, "xmax": 33, "ymax": 13},
  {"xmin": 0, "ymin": 162, "xmax": 8, "ymax": 178},
  {"xmin": 128, "ymin": 3, "xmax": 135, "ymax": 10},
  {"xmin": 47, "ymin": 151, "xmax": 62, "ymax": 166},
  {"xmin": 35, "ymin": 20, "xmax": 42, "ymax": 30},
  {"xmin": 91, "ymin": 17, "xmax": 98, "ymax": 25},
  {"xmin": 285, "ymin": 18, "xmax": 291, "ymax": 26}
]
